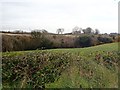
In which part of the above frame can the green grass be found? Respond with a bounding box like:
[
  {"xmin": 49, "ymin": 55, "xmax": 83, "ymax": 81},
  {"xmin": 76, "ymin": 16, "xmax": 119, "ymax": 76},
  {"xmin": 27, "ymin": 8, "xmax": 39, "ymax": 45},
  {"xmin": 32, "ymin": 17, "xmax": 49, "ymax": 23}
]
[{"xmin": 2, "ymin": 42, "xmax": 119, "ymax": 88}]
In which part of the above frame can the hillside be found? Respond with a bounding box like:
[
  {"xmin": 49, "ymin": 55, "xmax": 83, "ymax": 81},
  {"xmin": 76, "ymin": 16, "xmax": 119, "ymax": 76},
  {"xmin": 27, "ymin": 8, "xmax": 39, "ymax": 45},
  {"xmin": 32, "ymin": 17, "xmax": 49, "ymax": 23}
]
[
  {"xmin": 2, "ymin": 43, "xmax": 119, "ymax": 88},
  {"xmin": 2, "ymin": 32, "xmax": 119, "ymax": 52}
]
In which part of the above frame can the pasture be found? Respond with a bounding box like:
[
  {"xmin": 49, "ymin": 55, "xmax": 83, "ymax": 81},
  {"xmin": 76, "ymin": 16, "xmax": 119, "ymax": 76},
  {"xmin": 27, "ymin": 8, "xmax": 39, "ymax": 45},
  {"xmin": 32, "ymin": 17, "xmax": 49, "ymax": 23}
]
[{"xmin": 2, "ymin": 43, "xmax": 119, "ymax": 88}]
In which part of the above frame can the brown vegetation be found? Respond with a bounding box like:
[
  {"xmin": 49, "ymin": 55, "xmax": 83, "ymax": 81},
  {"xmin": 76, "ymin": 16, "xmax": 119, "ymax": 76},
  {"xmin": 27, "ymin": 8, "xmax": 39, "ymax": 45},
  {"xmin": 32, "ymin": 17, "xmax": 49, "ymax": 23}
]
[{"xmin": 1, "ymin": 31, "xmax": 119, "ymax": 52}]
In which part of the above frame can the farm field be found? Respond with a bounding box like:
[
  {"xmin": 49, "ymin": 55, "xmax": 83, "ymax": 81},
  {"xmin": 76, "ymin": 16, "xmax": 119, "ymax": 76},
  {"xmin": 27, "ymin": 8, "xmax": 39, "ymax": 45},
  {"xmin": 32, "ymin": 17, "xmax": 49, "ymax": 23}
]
[{"xmin": 2, "ymin": 42, "xmax": 119, "ymax": 88}]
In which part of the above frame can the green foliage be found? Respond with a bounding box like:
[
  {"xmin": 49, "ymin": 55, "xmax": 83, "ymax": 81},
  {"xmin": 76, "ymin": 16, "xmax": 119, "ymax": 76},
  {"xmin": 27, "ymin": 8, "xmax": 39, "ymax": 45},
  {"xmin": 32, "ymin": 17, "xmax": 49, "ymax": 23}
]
[
  {"xmin": 75, "ymin": 35, "xmax": 92, "ymax": 47},
  {"xmin": 2, "ymin": 43, "xmax": 119, "ymax": 88},
  {"xmin": 2, "ymin": 51, "xmax": 71, "ymax": 88},
  {"xmin": 46, "ymin": 43, "xmax": 118, "ymax": 88},
  {"xmin": 97, "ymin": 36, "xmax": 113, "ymax": 43}
]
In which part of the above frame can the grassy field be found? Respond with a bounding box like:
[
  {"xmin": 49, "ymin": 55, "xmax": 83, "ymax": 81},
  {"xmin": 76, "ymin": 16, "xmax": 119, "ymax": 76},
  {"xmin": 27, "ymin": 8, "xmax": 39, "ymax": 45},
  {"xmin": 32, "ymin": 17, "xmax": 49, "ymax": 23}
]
[{"xmin": 2, "ymin": 43, "xmax": 119, "ymax": 88}]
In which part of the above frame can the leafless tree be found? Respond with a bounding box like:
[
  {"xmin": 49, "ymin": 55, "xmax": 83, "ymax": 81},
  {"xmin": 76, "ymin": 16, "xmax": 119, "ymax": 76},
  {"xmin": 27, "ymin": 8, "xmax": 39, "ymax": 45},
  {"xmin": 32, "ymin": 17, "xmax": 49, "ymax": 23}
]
[
  {"xmin": 72, "ymin": 26, "xmax": 82, "ymax": 34},
  {"xmin": 95, "ymin": 29, "xmax": 100, "ymax": 34},
  {"xmin": 57, "ymin": 28, "xmax": 64, "ymax": 34}
]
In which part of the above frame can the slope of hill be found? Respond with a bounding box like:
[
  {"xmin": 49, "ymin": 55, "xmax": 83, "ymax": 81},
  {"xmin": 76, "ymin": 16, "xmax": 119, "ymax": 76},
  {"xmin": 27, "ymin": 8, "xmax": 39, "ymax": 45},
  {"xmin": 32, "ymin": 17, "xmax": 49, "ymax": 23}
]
[{"xmin": 2, "ymin": 43, "xmax": 119, "ymax": 88}]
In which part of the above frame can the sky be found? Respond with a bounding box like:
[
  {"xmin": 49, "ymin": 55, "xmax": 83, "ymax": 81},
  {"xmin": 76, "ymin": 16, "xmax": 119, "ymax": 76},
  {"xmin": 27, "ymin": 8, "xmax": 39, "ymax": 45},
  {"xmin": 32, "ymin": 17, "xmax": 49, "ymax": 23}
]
[{"xmin": 0, "ymin": 0, "xmax": 119, "ymax": 34}]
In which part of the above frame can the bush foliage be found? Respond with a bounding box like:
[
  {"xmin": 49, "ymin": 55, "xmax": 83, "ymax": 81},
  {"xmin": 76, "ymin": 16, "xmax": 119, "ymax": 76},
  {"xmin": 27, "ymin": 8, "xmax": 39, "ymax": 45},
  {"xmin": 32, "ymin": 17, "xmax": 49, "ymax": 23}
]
[{"xmin": 2, "ymin": 43, "xmax": 119, "ymax": 88}]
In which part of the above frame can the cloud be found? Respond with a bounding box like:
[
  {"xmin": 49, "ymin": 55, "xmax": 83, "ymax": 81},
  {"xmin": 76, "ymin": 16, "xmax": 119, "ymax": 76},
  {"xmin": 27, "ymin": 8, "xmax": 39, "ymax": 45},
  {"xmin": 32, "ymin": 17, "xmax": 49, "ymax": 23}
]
[{"xmin": 0, "ymin": 0, "xmax": 118, "ymax": 33}]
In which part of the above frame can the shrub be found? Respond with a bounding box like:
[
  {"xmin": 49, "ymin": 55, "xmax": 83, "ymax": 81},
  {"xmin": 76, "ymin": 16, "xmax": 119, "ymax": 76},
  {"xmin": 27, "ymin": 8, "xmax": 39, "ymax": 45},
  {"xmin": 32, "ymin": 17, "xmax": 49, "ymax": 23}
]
[
  {"xmin": 75, "ymin": 35, "xmax": 93, "ymax": 47},
  {"xmin": 2, "ymin": 51, "xmax": 72, "ymax": 88},
  {"xmin": 97, "ymin": 36, "xmax": 113, "ymax": 43}
]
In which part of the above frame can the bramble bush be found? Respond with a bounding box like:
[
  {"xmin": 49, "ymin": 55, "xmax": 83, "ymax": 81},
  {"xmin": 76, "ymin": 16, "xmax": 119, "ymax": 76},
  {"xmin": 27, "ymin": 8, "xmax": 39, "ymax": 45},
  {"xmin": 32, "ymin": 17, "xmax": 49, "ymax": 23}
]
[
  {"xmin": 2, "ymin": 51, "xmax": 72, "ymax": 88},
  {"xmin": 2, "ymin": 49, "xmax": 119, "ymax": 88}
]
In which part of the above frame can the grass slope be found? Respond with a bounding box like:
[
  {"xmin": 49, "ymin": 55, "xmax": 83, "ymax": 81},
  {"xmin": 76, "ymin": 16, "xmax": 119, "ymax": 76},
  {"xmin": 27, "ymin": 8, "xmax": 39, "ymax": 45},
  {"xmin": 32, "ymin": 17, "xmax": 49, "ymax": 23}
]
[
  {"xmin": 46, "ymin": 43, "xmax": 119, "ymax": 88},
  {"xmin": 2, "ymin": 43, "xmax": 119, "ymax": 88}
]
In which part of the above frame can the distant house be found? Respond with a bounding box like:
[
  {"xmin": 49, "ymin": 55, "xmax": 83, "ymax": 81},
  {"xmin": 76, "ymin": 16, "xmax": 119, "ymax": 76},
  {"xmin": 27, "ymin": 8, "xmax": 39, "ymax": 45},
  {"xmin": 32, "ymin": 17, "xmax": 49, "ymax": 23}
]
[
  {"xmin": 110, "ymin": 33, "xmax": 118, "ymax": 35},
  {"xmin": 64, "ymin": 33, "xmax": 72, "ymax": 35}
]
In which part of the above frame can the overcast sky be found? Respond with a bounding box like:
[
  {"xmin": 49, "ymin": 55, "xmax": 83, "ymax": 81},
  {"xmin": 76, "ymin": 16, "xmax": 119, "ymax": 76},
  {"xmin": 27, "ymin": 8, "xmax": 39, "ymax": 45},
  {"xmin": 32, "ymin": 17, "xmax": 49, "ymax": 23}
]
[{"xmin": 0, "ymin": 0, "xmax": 119, "ymax": 33}]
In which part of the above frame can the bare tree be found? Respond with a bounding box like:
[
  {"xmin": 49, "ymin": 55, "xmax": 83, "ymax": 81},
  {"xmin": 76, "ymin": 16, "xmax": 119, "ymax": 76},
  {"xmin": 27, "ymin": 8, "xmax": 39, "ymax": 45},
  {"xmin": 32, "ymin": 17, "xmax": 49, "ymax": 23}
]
[
  {"xmin": 41, "ymin": 29, "xmax": 48, "ymax": 35},
  {"xmin": 57, "ymin": 28, "xmax": 64, "ymax": 34},
  {"xmin": 94, "ymin": 29, "xmax": 100, "ymax": 34},
  {"xmin": 82, "ymin": 29, "xmax": 86, "ymax": 34},
  {"xmin": 72, "ymin": 26, "xmax": 81, "ymax": 34}
]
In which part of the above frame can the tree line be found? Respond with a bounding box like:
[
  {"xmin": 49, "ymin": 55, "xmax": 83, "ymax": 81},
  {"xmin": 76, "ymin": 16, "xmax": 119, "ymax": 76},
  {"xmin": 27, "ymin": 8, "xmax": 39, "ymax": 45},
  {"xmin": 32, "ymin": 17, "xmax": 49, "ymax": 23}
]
[
  {"xmin": 1, "ymin": 27, "xmax": 119, "ymax": 52},
  {"xmin": 56, "ymin": 26, "xmax": 100, "ymax": 35}
]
